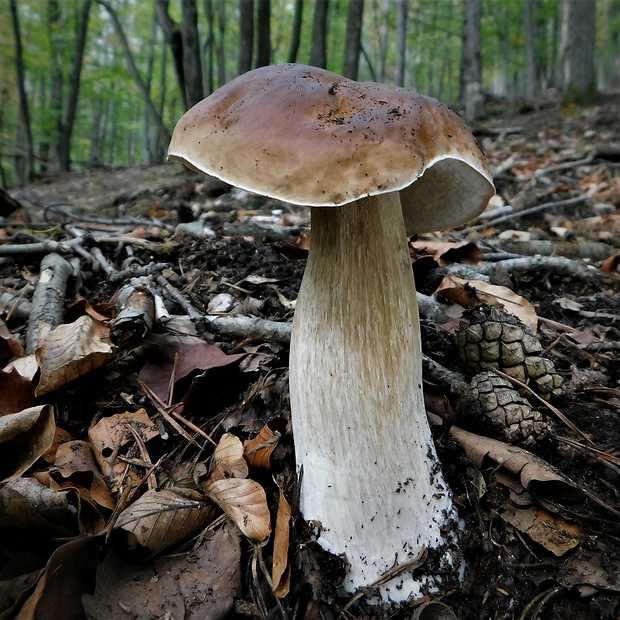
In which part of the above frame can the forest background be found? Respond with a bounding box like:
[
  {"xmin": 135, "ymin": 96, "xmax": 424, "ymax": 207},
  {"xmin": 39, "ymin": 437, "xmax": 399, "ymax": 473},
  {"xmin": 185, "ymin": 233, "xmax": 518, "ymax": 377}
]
[{"xmin": 1, "ymin": 0, "xmax": 618, "ymax": 189}]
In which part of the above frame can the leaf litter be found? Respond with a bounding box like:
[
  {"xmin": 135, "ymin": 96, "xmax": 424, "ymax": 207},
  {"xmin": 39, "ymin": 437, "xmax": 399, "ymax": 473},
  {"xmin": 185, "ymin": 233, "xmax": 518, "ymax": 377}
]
[{"xmin": 0, "ymin": 99, "xmax": 618, "ymax": 619}]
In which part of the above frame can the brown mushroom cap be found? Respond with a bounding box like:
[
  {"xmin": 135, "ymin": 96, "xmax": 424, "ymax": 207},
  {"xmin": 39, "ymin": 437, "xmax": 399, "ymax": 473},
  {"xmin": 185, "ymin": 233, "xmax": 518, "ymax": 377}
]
[{"xmin": 168, "ymin": 63, "xmax": 495, "ymax": 234}]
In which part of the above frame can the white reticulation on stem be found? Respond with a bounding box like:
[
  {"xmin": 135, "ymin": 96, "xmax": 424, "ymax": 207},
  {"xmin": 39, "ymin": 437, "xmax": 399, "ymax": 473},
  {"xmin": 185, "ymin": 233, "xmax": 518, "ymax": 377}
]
[{"xmin": 290, "ymin": 192, "xmax": 460, "ymax": 600}]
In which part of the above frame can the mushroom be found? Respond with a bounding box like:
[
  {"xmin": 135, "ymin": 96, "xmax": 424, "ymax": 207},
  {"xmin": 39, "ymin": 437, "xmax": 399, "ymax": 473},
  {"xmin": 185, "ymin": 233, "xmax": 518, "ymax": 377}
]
[{"xmin": 168, "ymin": 64, "xmax": 495, "ymax": 600}]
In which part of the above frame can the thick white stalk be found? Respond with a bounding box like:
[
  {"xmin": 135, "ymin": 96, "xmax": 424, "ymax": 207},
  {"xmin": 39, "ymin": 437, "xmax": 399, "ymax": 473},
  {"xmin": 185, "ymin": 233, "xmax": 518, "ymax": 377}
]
[{"xmin": 289, "ymin": 193, "xmax": 460, "ymax": 601}]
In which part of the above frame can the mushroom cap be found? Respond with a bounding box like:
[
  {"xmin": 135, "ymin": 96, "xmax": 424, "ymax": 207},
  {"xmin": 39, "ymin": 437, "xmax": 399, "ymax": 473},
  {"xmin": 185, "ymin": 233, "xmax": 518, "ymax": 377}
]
[{"xmin": 168, "ymin": 63, "xmax": 495, "ymax": 234}]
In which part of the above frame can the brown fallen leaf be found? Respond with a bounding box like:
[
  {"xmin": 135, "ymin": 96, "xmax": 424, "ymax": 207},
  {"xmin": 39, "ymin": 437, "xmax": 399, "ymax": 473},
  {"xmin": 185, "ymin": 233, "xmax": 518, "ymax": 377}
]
[
  {"xmin": 436, "ymin": 276, "xmax": 538, "ymax": 330},
  {"xmin": 82, "ymin": 523, "xmax": 241, "ymax": 620},
  {"xmin": 137, "ymin": 340, "xmax": 245, "ymax": 403},
  {"xmin": 0, "ymin": 477, "xmax": 79, "ymax": 534},
  {"xmin": 14, "ymin": 535, "xmax": 99, "ymax": 620},
  {"xmin": 272, "ymin": 486, "xmax": 292, "ymax": 597},
  {"xmin": 35, "ymin": 315, "xmax": 115, "ymax": 396},
  {"xmin": 33, "ymin": 470, "xmax": 107, "ymax": 535},
  {"xmin": 500, "ymin": 504, "xmax": 585, "ymax": 556},
  {"xmin": 52, "ymin": 440, "xmax": 115, "ymax": 510},
  {"xmin": 88, "ymin": 409, "xmax": 159, "ymax": 493},
  {"xmin": 206, "ymin": 477, "xmax": 271, "ymax": 543},
  {"xmin": 0, "ymin": 404, "xmax": 55, "ymax": 486},
  {"xmin": 243, "ymin": 419, "xmax": 285, "ymax": 471},
  {"xmin": 0, "ymin": 318, "xmax": 24, "ymax": 361},
  {"xmin": 599, "ymin": 251, "xmax": 620, "ymax": 275},
  {"xmin": 210, "ymin": 432, "xmax": 249, "ymax": 483},
  {"xmin": 411, "ymin": 239, "xmax": 484, "ymax": 265},
  {"xmin": 116, "ymin": 487, "xmax": 214, "ymax": 554},
  {"xmin": 428, "ymin": 413, "xmax": 578, "ymax": 500},
  {"xmin": 0, "ymin": 367, "xmax": 35, "ymax": 416}
]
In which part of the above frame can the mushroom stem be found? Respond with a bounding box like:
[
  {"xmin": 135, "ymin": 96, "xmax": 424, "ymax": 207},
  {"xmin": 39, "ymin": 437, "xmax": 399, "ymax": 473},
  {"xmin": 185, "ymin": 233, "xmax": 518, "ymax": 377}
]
[{"xmin": 290, "ymin": 192, "xmax": 460, "ymax": 600}]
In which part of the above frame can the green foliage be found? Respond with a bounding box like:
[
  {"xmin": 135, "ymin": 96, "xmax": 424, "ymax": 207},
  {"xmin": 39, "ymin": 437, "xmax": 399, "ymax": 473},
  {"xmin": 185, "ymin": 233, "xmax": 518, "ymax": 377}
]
[{"xmin": 0, "ymin": 0, "xmax": 616, "ymax": 186}]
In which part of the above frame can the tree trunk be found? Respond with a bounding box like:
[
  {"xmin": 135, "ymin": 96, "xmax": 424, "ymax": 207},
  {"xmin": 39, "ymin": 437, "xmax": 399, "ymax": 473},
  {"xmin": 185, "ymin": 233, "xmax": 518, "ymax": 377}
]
[
  {"xmin": 217, "ymin": 0, "xmax": 226, "ymax": 86},
  {"xmin": 558, "ymin": 0, "xmax": 596, "ymax": 104},
  {"xmin": 57, "ymin": 0, "xmax": 91, "ymax": 172},
  {"xmin": 155, "ymin": 0, "xmax": 187, "ymax": 109},
  {"xmin": 288, "ymin": 0, "xmax": 304, "ymax": 63},
  {"xmin": 181, "ymin": 0, "xmax": 204, "ymax": 107},
  {"xmin": 309, "ymin": 0, "xmax": 329, "ymax": 69},
  {"xmin": 203, "ymin": 0, "xmax": 215, "ymax": 93},
  {"xmin": 459, "ymin": 0, "xmax": 484, "ymax": 120},
  {"xmin": 255, "ymin": 0, "xmax": 271, "ymax": 68},
  {"xmin": 47, "ymin": 0, "xmax": 64, "ymax": 172},
  {"xmin": 524, "ymin": 0, "xmax": 537, "ymax": 98},
  {"xmin": 600, "ymin": 0, "xmax": 620, "ymax": 90},
  {"xmin": 238, "ymin": 0, "xmax": 254, "ymax": 74},
  {"xmin": 9, "ymin": 0, "xmax": 35, "ymax": 183},
  {"xmin": 97, "ymin": 0, "xmax": 171, "ymax": 143},
  {"xmin": 342, "ymin": 0, "xmax": 363, "ymax": 79},
  {"xmin": 394, "ymin": 0, "xmax": 407, "ymax": 87},
  {"xmin": 143, "ymin": 9, "xmax": 158, "ymax": 164}
]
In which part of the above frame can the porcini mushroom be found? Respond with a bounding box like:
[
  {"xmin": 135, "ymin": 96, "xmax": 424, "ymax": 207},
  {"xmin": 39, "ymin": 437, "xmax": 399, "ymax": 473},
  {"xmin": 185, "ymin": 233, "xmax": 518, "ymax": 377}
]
[{"xmin": 168, "ymin": 64, "xmax": 495, "ymax": 600}]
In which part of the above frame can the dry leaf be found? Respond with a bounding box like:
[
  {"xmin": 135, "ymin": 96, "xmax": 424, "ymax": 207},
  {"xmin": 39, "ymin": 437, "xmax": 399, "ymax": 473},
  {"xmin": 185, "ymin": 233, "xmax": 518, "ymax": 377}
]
[
  {"xmin": 272, "ymin": 486, "xmax": 292, "ymax": 597},
  {"xmin": 82, "ymin": 523, "xmax": 241, "ymax": 620},
  {"xmin": 448, "ymin": 422, "xmax": 578, "ymax": 498},
  {"xmin": 500, "ymin": 504, "xmax": 584, "ymax": 556},
  {"xmin": 0, "ymin": 477, "xmax": 78, "ymax": 533},
  {"xmin": 210, "ymin": 432, "xmax": 249, "ymax": 483},
  {"xmin": 0, "ymin": 404, "xmax": 55, "ymax": 485},
  {"xmin": 137, "ymin": 341, "xmax": 245, "ymax": 403},
  {"xmin": 0, "ymin": 319, "xmax": 24, "ymax": 361},
  {"xmin": 600, "ymin": 251, "xmax": 620, "ymax": 274},
  {"xmin": 15, "ymin": 536, "xmax": 99, "ymax": 620},
  {"xmin": 0, "ymin": 367, "xmax": 35, "ymax": 416},
  {"xmin": 32, "ymin": 469, "xmax": 107, "ymax": 535},
  {"xmin": 88, "ymin": 409, "xmax": 159, "ymax": 493},
  {"xmin": 116, "ymin": 487, "xmax": 213, "ymax": 554},
  {"xmin": 436, "ymin": 276, "xmax": 538, "ymax": 330},
  {"xmin": 35, "ymin": 315, "xmax": 115, "ymax": 396},
  {"xmin": 411, "ymin": 240, "xmax": 484, "ymax": 265},
  {"xmin": 3, "ymin": 353, "xmax": 39, "ymax": 381},
  {"xmin": 53, "ymin": 440, "xmax": 115, "ymax": 510},
  {"xmin": 243, "ymin": 419, "xmax": 284, "ymax": 470},
  {"xmin": 206, "ymin": 478, "xmax": 271, "ymax": 542}
]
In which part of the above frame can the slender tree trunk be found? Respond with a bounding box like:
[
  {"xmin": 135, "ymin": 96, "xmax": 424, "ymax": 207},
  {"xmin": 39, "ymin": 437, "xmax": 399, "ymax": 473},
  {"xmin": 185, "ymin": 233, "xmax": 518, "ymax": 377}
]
[
  {"xmin": 97, "ymin": 0, "xmax": 171, "ymax": 143},
  {"xmin": 47, "ymin": 0, "xmax": 64, "ymax": 172},
  {"xmin": 394, "ymin": 0, "xmax": 407, "ymax": 87},
  {"xmin": 558, "ymin": 0, "xmax": 596, "ymax": 104},
  {"xmin": 255, "ymin": 0, "xmax": 271, "ymax": 68},
  {"xmin": 288, "ymin": 0, "xmax": 303, "ymax": 63},
  {"xmin": 217, "ymin": 0, "xmax": 226, "ymax": 85},
  {"xmin": 89, "ymin": 97, "xmax": 104, "ymax": 167},
  {"xmin": 377, "ymin": 0, "xmax": 390, "ymax": 83},
  {"xmin": 182, "ymin": 0, "xmax": 204, "ymax": 106},
  {"xmin": 601, "ymin": 0, "xmax": 620, "ymax": 90},
  {"xmin": 343, "ymin": 0, "xmax": 364, "ymax": 79},
  {"xmin": 155, "ymin": 0, "xmax": 187, "ymax": 109},
  {"xmin": 57, "ymin": 0, "xmax": 91, "ymax": 172},
  {"xmin": 524, "ymin": 0, "xmax": 537, "ymax": 98},
  {"xmin": 143, "ymin": 9, "xmax": 158, "ymax": 164},
  {"xmin": 459, "ymin": 0, "xmax": 484, "ymax": 119},
  {"xmin": 203, "ymin": 0, "xmax": 215, "ymax": 93},
  {"xmin": 238, "ymin": 0, "xmax": 254, "ymax": 74},
  {"xmin": 309, "ymin": 0, "xmax": 329, "ymax": 68},
  {"xmin": 9, "ymin": 0, "xmax": 35, "ymax": 183}
]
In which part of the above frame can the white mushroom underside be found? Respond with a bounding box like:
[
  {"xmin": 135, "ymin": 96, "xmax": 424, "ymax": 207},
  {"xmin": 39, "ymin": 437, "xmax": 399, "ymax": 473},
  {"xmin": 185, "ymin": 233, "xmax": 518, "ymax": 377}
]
[{"xmin": 289, "ymin": 192, "xmax": 460, "ymax": 600}]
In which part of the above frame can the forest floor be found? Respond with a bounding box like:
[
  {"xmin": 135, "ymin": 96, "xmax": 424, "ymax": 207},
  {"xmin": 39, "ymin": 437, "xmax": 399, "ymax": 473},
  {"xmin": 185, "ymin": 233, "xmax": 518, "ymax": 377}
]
[{"xmin": 0, "ymin": 97, "xmax": 619, "ymax": 620}]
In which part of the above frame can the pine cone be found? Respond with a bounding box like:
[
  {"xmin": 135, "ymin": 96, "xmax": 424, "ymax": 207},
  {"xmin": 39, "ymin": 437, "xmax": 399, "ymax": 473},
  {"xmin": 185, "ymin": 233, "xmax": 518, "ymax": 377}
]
[
  {"xmin": 456, "ymin": 305, "xmax": 563, "ymax": 400},
  {"xmin": 457, "ymin": 371, "xmax": 548, "ymax": 447}
]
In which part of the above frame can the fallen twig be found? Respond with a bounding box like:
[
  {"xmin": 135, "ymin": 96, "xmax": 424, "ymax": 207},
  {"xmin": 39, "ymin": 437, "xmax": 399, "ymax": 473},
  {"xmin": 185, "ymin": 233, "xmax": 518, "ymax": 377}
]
[
  {"xmin": 26, "ymin": 253, "xmax": 74, "ymax": 354},
  {"xmin": 468, "ymin": 195, "xmax": 588, "ymax": 232}
]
